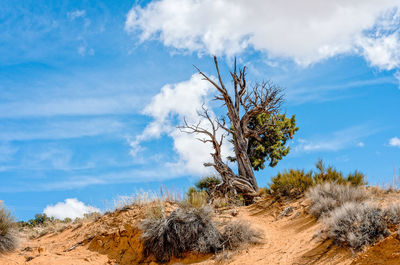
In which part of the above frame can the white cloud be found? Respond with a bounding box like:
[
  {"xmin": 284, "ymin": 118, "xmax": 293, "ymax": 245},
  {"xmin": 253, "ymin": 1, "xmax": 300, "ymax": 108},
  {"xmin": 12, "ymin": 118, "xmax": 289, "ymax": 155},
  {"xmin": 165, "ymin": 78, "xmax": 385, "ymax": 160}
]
[
  {"xmin": 130, "ymin": 74, "xmax": 233, "ymax": 175},
  {"xmin": 126, "ymin": 0, "xmax": 400, "ymax": 67},
  {"xmin": 43, "ymin": 198, "xmax": 100, "ymax": 220},
  {"xmin": 68, "ymin": 10, "xmax": 86, "ymax": 20},
  {"xmin": 359, "ymin": 32, "xmax": 400, "ymax": 70},
  {"xmin": 296, "ymin": 125, "xmax": 376, "ymax": 152},
  {"xmin": 389, "ymin": 137, "xmax": 400, "ymax": 147}
]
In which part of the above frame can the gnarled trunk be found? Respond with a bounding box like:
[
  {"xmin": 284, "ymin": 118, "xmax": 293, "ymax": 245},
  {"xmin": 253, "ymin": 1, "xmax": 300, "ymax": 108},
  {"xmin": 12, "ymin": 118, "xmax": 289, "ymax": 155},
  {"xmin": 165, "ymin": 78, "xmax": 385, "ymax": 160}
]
[{"xmin": 183, "ymin": 57, "xmax": 284, "ymax": 199}]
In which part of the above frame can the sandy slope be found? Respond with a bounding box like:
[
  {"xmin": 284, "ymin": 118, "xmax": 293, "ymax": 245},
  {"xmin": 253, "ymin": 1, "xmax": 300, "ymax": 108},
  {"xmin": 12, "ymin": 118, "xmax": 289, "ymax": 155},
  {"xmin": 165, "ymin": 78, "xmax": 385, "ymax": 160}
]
[
  {"xmin": 199, "ymin": 198, "xmax": 352, "ymax": 265},
  {"xmin": 1, "ymin": 190, "xmax": 399, "ymax": 265}
]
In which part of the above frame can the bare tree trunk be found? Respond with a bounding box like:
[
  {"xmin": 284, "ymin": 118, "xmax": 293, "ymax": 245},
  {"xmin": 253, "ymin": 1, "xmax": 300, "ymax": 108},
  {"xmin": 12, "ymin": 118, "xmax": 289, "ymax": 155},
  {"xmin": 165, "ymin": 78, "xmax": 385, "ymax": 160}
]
[
  {"xmin": 233, "ymin": 131, "xmax": 258, "ymax": 189},
  {"xmin": 187, "ymin": 57, "xmax": 283, "ymax": 198}
]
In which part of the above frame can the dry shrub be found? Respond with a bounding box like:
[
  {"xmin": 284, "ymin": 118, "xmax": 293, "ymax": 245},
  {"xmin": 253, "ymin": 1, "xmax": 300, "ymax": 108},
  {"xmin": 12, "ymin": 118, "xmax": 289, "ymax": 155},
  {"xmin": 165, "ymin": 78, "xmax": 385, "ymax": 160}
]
[
  {"xmin": 220, "ymin": 221, "xmax": 263, "ymax": 250},
  {"xmin": 323, "ymin": 202, "xmax": 389, "ymax": 250},
  {"xmin": 307, "ymin": 182, "xmax": 367, "ymax": 218},
  {"xmin": 0, "ymin": 203, "xmax": 18, "ymax": 253},
  {"xmin": 140, "ymin": 206, "xmax": 221, "ymax": 262},
  {"xmin": 383, "ymin": 203, "xmax": 400, "ymax": 225},
  {"xmin": 140, "ymin": 206, "xmax": 262, "ymax": 262}
]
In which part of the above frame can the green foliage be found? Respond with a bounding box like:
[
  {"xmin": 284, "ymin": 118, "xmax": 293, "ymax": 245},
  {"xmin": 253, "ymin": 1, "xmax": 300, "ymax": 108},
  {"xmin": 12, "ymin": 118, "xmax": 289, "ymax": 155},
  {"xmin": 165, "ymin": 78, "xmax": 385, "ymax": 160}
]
[
  {"xmin": 269, "ymin": 169, "xmax": 313, "ymax": 197},
  {"xmin": 313, "ymin": 159, "xmax": 366, "ymax": 186},
  {"xmin": 346, "ymin": 170, "xmax": 367, "ymax": 186},
  {"xmin": 313, "ymin": 159, "xmax": 346, "ymax": 184},
  {"xmin": 195, "ymin": 175, "xmax": 221, "ymax": 192},
  {"xmin": 247, "ymin": 113, "xmax": 298, "ymax": 171},
  {"xmin": 269, "ymin": 159, "xmax": 367, "ymax": 197},
  {"xmin": 17, "ymin": 213, "xmax": 54, "ymax": 228}
]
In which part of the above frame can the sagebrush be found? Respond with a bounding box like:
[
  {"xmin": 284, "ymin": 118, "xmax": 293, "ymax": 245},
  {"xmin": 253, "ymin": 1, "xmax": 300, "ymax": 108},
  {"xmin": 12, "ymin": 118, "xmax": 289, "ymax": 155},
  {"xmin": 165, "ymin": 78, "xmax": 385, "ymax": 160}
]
[
  {"xmin": 220, "ymin": 221, "xmax": 262, "ymax": 250},
  {"xmin": 140, "ymin": 207, "xmax": 221, "ymax": 262},
  {"xmin": 140, "ymin": 206, "xmax": 262, "ymax": 262},
  {"xmin": 306, "ymin": 182, "xmax": 367, "ymax": 218},
  {"xmin": 323, "ymin": 202, "xmax": 389, "ymax": 250},
  {"xmin": 0, "ymin": 203, "xmax": 17, "ymax": 253}
]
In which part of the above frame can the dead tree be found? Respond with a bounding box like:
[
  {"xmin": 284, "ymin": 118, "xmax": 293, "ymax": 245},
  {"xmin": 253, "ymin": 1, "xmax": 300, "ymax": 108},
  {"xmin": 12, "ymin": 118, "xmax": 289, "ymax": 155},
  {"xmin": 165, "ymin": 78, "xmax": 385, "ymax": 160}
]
[{"xmin": 180, "ymin": 56, "xmax": 284, "ymax": 198}]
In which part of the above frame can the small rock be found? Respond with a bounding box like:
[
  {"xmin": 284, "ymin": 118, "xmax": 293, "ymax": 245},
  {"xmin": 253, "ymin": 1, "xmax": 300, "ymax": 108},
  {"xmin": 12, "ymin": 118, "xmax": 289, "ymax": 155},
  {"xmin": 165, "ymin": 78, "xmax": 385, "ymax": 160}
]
[
  {"xmin": 278, "ymin": 206, "xmax": 294, "ymax": 219},
  {"xmin": 38, "ymin": 247, "xmax": 45, "ymax": 254}
]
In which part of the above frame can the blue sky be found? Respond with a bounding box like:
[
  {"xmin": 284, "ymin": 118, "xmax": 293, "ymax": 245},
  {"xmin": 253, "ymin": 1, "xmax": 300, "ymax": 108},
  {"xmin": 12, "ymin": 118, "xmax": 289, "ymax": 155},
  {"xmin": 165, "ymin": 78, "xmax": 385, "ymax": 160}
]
[{"xmin": 1, "ymin": 0, "xmax": 400, "ymax": 220}]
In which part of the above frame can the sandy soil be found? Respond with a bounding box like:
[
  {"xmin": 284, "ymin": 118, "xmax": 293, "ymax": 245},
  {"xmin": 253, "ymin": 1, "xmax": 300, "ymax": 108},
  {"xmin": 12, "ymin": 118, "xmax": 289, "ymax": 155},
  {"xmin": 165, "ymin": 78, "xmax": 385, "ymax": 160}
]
[{"xmin": 1, "ymin": 189, "xmax": 399, "ymax": 265}]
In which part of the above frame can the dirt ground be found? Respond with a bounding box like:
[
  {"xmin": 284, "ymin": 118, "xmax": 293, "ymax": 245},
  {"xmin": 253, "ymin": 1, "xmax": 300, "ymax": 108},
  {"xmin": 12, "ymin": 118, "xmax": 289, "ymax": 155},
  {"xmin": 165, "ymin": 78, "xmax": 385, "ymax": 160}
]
[{"xmin": 1, "ymin": 189, "xmax": 400, "ymax": 265}]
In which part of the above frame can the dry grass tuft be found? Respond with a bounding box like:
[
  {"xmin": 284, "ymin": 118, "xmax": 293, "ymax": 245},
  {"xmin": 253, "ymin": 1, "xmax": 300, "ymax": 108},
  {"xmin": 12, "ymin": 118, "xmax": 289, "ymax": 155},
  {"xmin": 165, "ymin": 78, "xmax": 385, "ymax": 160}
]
[
  {"xmin": 220, "ymin": 221, "xmax": 263, "ymax": 250},
  {"xmin": 185, "ymin": 188, "xmax": 209, "ymax": 208},
  {"xmin": 307, "ymin": 182, "xmax": 367, "ymax": 218},
  {"xmin": 0, "ymin": 203, "xmax": 18, "ymax": 253}
]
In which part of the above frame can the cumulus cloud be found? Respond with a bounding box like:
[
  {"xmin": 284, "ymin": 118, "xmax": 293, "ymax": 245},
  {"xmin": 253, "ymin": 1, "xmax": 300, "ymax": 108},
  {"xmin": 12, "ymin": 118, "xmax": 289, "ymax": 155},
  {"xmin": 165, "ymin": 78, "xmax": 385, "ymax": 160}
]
[
  {"xmin": 43, "ymin": 198, "xmax": 100, "ymax": 220},
  {"xmin": 389, "ymin": 137, "xmax": 400, "ymax": 147},
  {"xmin": 126, "ymin": 0, "xmax": 400, "ymax": 67},
  {"xmin": 129, "ymin": 73, "xmax": 233, "ymax": 175}
]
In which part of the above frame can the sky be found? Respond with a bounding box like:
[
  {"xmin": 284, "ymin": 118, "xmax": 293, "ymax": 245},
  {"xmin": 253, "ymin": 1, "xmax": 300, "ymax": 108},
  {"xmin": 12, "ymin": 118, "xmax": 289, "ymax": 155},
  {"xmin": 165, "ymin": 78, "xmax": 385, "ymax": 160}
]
[{"xmin": 1, "ymin": 0, "xmax": 400, "ymax": 220}]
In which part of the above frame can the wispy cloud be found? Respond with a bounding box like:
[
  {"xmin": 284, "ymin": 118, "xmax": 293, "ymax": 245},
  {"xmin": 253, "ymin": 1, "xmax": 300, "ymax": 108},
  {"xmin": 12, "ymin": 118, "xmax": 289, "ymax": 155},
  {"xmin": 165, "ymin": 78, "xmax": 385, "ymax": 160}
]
[
  {"xmin": 295, "ymin": 125, "xmax": 377, "ymax": 152},
  {"xmin": 0, "ymin": 96, "xmax": 141, "ymax": 118},
  {"xmin": 0, "ymin": 166, "xmax": 183, "ymax": 193},
  {"xmin": 286, "ymin": 76, "xmax": 396, "ymax": 105},
  {"xmin": 67, "ymin": 10, "xmax": 86, "ymax": 20},
  {"xmin": 0, "ymin": 118, "xmax": 124, "ymax": 141},
  {"xmin": 0, "ymin": 143, "xmax": 18, "ymax": 162}
]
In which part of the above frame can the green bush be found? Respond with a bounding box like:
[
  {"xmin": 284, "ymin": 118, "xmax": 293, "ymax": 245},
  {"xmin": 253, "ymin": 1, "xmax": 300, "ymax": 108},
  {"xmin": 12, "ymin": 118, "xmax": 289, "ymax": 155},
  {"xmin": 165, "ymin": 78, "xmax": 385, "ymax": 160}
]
[
  {"xmin": 269, "ymin": 169, "xmax": 313, "ymax": 197},
  {"xmin": 18, "ymin": 213, "xmax": 54, "ymax": 228},
  {"xmin": 313, "ymin": 159, "xmax": 345, "ymax": 184},
  {"xmin": 268, "ymin": 159, "xmax": 366, "ymax": 197},
  {"xmin": 195, "ymin": 175, "xmax": 221, "ymax": 193},
  {"xmin": 345, "ymin": 170, "xmax": 366, "ymax": 186}
]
